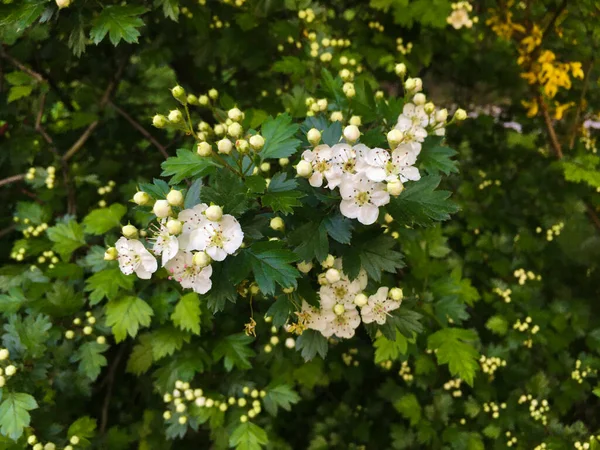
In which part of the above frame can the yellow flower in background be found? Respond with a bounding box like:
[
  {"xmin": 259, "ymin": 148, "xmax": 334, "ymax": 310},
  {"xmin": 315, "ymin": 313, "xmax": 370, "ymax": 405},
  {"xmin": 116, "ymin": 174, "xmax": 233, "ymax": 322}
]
[
  {"xmin": 520, "ymin": 25, "xmax": 542, "ymax": 54},
  {"xmin": 553, "ymin": 102, "xmax": 575, "ymax": 120},
  {"xmin": 522, "ymin": 99, "xmax": 539, "ymax": 117},
  {"xmin": 570, "ymin": 62, "xmax": 584, "ymax": 79}
]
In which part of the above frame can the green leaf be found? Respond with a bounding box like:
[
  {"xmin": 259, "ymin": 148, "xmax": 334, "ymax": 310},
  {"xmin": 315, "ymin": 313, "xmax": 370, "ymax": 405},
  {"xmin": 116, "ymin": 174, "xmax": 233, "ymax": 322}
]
[
  {"xmin": 263, "ymin": 385, "xmax": 300, "ymax": 416},
  {"xmin": 171, "ymin": 293, "xmax": 201, "ymax": 335},
  {"xmin": 428, "ymin": 328, "xmax": 480, "ymax": 386},
  {"xmin": 323, "ymin": 214, "xmax": 353, "ymax": 244},
  {"xmin": 289, "ymin": 221, "xmax": 329, "ymax": 262},
  {"xmin": 343, "ymin": 235, "xmax": 404, "ymax": 282},
  {"xmin": 213, "ymin": 333, "xmax": 255, "ymax": 371},
  {"xmin": 245, "ymin": 175, "xmax": 267, "ymax": 194},
  {"xmin": 154, "ymin": 0, "xmax": 179, "ymax": 21},
  {"xmin": 83, "ymin": 204, "xmax": 127, "ymax": 235},
  {"xmin": 390, "ymin": 308, "xmax": 424, "ymax": 338},
  {"xmin": 0, "ymin": 288, "xmax": 26, "ymax": 314},
  {"xmin": 229, "ymin": 422, "xmax": 268, "ymax": 450},
  {"xmin": 184, "ymin": 178, "xmax": 203, "ymax": 208},
  {"xmin": 105, "ymin": 296, "xmax": 154, "ymax": 342},
  {"xmin": 46, "ymin": 220, "xmax": 86, "ymax": 260},
  {"xmin": 90, "ymin": 6, "xmax": 148, "ymax": 46},
  {"xmin": 266, "ymin": 296, "xmax": 293, "ymax": 328},
  {"xmin": 387, "ymin": 175, "xmax": 459, "ymax": 227},
  {"xmin": 0, "ymin": 393, "xmax": 38, "ymax": 441},
  {"xmin": 85, "ymin": 267, "xmax": 135, "ymax": 305},
  {"xmin": 295, "ymin": 329, "xmax": 328, "ymax": 361},
  {"xmin": 7, "ymin": 85, "xmax": 33, "ymax": 103},
  {"xmin": 150, "ymin": 327, "xmax": 190, "ymax": 360},
  {"xmin": 72, "ymin": 341, "xmax": 109, "ymax": 380},
  {"xmin": 161, "ymin": 149, "xmax": 220, "ymax": 184},
  {"xmin": 393, "ymin": 394, "xmax": 421, "ymax": 426},
  {"xmin": 374, "ymin": 330, "xmax": 408, "ymax": 363},
  {"xmin": 126, "ymin": 334, "xmax": 154, "ymax": 375},
  {"xmin": 320, "ymin": 68, "xmax": 344, "ymax": 105},
  {"xmin": 67, "ymin": 417, "xmax": 96, "ymax": 447},
  {"xmin": 201, "ymin": 169, "xmax": 254, "ymax": 216},
  {"xmin": 259, "ymin": 113, "xmax": 301, "ymax": 160},
  {"xmin": 262, "ymin": 173, "xmax": 305, "ymax": 215},
  {"xmin": 3, "ymin": 313, "xmax": 52, "ymax": 359},
  {"xmin": 243, "ymin": 242, "xmax": 300, "ymax": 295},
  {"xmin": 485, "ymin": 315, "xmax": 508, "ymax": 336},
  {"xmin": 419, "ymin": 138, "xmax": 458, "ymax": 175}
]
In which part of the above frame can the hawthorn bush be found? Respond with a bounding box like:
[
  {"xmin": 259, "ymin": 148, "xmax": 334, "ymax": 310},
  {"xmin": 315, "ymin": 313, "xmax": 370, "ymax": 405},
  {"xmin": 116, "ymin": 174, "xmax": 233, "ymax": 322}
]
[{"xmin": 1, "ymin": 1, "xmax": 600, "ymax": 449}]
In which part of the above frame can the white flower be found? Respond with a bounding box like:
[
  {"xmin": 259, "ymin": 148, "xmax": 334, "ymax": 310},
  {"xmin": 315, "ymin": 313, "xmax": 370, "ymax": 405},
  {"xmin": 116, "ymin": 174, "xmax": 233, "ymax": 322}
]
[
  {"xmin": 115, "ymin": 237, "xmax": 158, "ymax": 279},
  {"xmin": 152, "ymin": 222, "xmax": 180, "ymax": 266},
  {"xmin": 339, "ymin": 174, "xmax": 390, "ymax": 225},
  {"xmin": 165, "ymin": 251, "xmax": 213, "ymax": 294},
  {"xmin": 189, "ymin": 215, "xmax": 244, "ymax": 261},
  {"xmin": 326, "ymin": 143, "xmax": 368, "ymax": 189},
  {"xmin": 321, "ymin": 305, "xmax": 361, "ymax": 339},
  {"xmin": 390, "ymin": 145, "xmax": 421, "ymax": 182},
  {"xmin": 396, "ymin": 103, "xmax": 429, "ymax": 143},
  {"xmin": 298, "ymin": 301, "xmax": 334, "ymax": 333},
  {"xmin": 301, "ymin": 144, "xmax": 333, "ymax": 188},
  {"xmin": 177, "ymin": 204, "xmax": 208, "ymax": 250},
  {"xmin": 360, "ymin": 287, "xmax": 401, "ymax": 325}
]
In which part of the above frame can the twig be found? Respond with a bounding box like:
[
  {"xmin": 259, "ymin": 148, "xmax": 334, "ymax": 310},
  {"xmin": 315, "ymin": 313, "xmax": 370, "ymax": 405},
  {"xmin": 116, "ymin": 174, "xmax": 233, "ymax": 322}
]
[
  {"xmin": 542, "ymin": 0, "xmax": 568, "ymax": 39},
  {"xmin": 0, "ymin": 174, "xmax": 25, "ymax": 187},
  {"xmin": 586, "ymin": 204, "xmax": 600, "ymax": 230},
  {"xmin": 537, "ymin": 95, "xmax": 563, "ymax": 159},
  {"xmin": 0, "ymin": 225, "xmax": 16, "ymax": 239},
  {"xmin": 0, "ymin": 46, "xmax": 45, "ymax": 83},
  {"xmin": 568, "ymin": 60, "xmax": 594, "ymax": 150},
  {"xmin": 99, "ymin": 344, "xmax": 126, "ymax": 435},
  {"xmin": 109, "ymin": 101, "xmax": 169, "ymax": 159}
]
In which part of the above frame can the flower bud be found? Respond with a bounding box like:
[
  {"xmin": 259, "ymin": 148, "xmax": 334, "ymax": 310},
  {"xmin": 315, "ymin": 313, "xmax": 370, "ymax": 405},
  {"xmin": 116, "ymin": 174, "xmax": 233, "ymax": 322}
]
[
  {"xmin": 28, "ymin": 436, "xmax": 37, "ymax": 445},
  {"xmin": 387, "ymin": 179, "xmax": 404, "ymax": 196},
  {"xmin": 260, "ymin": 162, "xmax": 271, "ymax": 172},
  {"xmin": 424, "ymin": 102, "xmax": 435, "ymax": 114},
  {"xmin": 296, "ymin": 160, "xmax": 313, "ymax": 177},
  {"xmin": 70, "ymin": 436, "xmax": 80, "ymax": 445},
  {"xmin": 198, "ymin": 95, "xmax": 209, "ymax": 105},
  {"xmin": 56, "ymin": 0, "xmax": 70, "ymax": 9},
  {"xmin": 279, "ymin": 157, "xmax": 289, "ymax": 166},
  {"xmin": 454, "ymin": 108, "xmax": 467, "ymax": 121},
  {"xmin": 133, "ymin": 191, "xmax": 150, "ymax": 205},
  {"xmin": 96, "ymin": 336, "xmax": 106, "ymax": 345},
  {"xmin": 435, "ymin": 108, "xmax": 448, "ymax": 123},
  {"xmin": 187, "ymin": 94, "xmax": 198, "ymax": 105},
  {"xmin": 5, "ymin": 365, "xmax": 16, "ymax": 376},
  {"xmin": 316, "ymin": 99, "xmax": 328, "ymax": 110},
  {"xmin": 343, "ymin": 125, "xmax": 360, "ymax": 143},
  {"xmin": 213, "ymin": 124, "xmax": 225, "ymax": 135},
  {"xmin": 307, "ymin": 128, "xmax": 321, "ymax": 145},
  {"xmin": 171, "ymin": 86, "xmax": 186, "ymax": 104},
  {"xmin": 234, "ymin": 139, "xmax": 249, "ymax": 154},
  {"xmin": 354, "ymin": 293, "xmax": 368, "ymax": 307},
  {"xmin": 197, "ymin": 142, "xmax": 213, "ymax": 156},
  {"xmin": 104, "ymin": 247, "xmax": 118, "ymax": 261},
  {"xmin": 192, "ymin": 251, "xmax": 211, "ymax": 268},
  {"xmin": 228, "ymin": 122, "xmax": 242, "ymax": 138},
  {"xmin": 178, "ymin": 416, "xmax": 187, "ymax": 425},
  {"xmin": 249, "ymin": 134, "xmax": 265, "ymax": 151},
  {"xmin": 217, "ymin": 138, "xmax": 233, "ymax": 154},
  {"xmin": 297, "ymin": 261, "xmax": 313, "ymax": 273},
  {"xmin": 285, "ymin": 337, "xmax": 295, "ymax": 348},
  {"xmin": 167, "ymin": 189, "xmax": 184, "ymax": 206},
  {"xmin": 387, "ymin": 129, "xmax": 404, "ymax": 148},
  {"xmin": 33, "ymin": 444, "xmax": 43, "ymax": 450},
  {"xmin": 228, "ymin": 107, "xmax": 243, "ymax": 121},
  {"xmin": 152, "ymin": 114, "xmax": 167, "ymax": 128},
  {"xmin": 168, "ymin": 110, "xmax": 183, "ymax": 123},
  {"xmin": 270, "ymin": 217, "xmax": 285, "ymax": 231},
  {"xmin": 413, "ymin": 93, "xmax": 426, "ymax": 106},
  {"xmin": 205, "ymin": 205, "xmax": 223, "ymax": 221},
  {"xmin": 153, "ymin": 200, "xmax": 172, "ymax": 218},
  {"xmin": 349, "ymin": 115, "xmax": 362, "ymax": 126},
  {"xmin": 208, "ymin": 89, "xmax": 219, "ymax": 99},
  {"xmin": 122, "ymin": 224, "xmax": 138, "ymax": 239},
  {"xmin": 330, "ymin": 111, "xmax": 343, "ymax": 122},
  {"xmin": 166, "ymin": 219, "xmax": 183, "ymax": 235},
  {"xmin": 83, "ymin": 326, "xmax": 92, "ymax": 335},
  {"xmin": 394, "ymin": 63, "xmax": 407, "ymax": 76},
  {"xmin": 65, "ymin": 330, "xmax": 75, "ymax": 339},
  {"xmin": 325, "ymin": 268, "xmax": 341, "ymax": 284},
  {"xmin": 404, "ymin": 78, "xmax": 416, "ymax": 92},
  {"xmin": 322, "ymin": 254, "xmax": 335, "ymax": 268},
  {"xmin": 389, "ymin": 287, "xmax": 403, "ymax": 301},
  {"xmin": 333, "ymin": 303, "xmax": 345, "ymax": 316}
]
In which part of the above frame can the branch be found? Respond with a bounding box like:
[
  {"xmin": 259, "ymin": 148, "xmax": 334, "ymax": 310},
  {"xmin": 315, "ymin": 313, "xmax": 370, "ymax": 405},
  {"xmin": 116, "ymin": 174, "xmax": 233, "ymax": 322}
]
[
  {"xmin": 109, "ymin": 101, "xmax": 169, "ymax": 159},
  {"xmin": 0, "ymin": 46, "xmax": 45, "ymax": 83},
  {"xmin": 537, "ymin": 95, "xmax": 564, "ymax": 159},
  {"xmin": 542, "ymin": 0, "xmax": 568, "ymax": 40},
  {"xmin": 568, "ymin": 59, "xmax": 594, "ymax": 150},
  {"xmin": 0, "ymin": 174, "xmax": 25, "ymax": 187},
  {"xmin": 99, "ymin": 344, "xmax": 126, "ymax": 434}
]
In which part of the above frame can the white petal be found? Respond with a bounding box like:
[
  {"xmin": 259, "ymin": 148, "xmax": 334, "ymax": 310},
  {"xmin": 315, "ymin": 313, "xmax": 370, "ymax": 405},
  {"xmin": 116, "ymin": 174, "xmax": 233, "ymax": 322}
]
[
  {"xmin": 371, "ymin": 189, "xmax": 390, "ymax": 207},
  {"xmin": 207, "ymin": 246, "xmax": 227, "ymax": 262},
  {"xmin": 340, "ymin": 200, "xmax": 360, "ymax": 219},
  {"xmin": 365, "ymin": 167, "xmax": 387, "ymax": 182},
  {"xmin": 309, "ymin": 172, "xmax": 324, "ymax": 187}
]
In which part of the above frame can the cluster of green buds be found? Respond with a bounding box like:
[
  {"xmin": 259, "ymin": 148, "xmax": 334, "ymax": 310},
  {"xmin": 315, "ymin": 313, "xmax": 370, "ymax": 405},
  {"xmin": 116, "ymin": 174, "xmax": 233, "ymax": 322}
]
[
  {"xmin": 518, "ymin": 395, "xmax": 550, "ymax": 425},
  {"xmin": 0, "ymin": 348, "xmax": 17, "ymax": 388},
  {"xmin": 536, "ymin": 221, "xmax": 565, "ymax": 241},
  {"xmin": 513, "ymin": 268, "xmax": 542, "ymax": 285},
  {"xmin": 443, "ymin": 378, "xmax": 463, "ymax": 397},
  {"xmin": 341, "ymin": 348, "xmax": 359, "ymax": 367},
  {"xmin": 571, "ymin": 359, "xmax": 598, "ymax": 384},
  {"xmin": 263, "ymin": 324, "xmax": 296, "ymax": 353},
  {"xmin": 493, "ymin": 286, "xmax": 512, "ymax": 303},
  {"xmin": 65, "ymin": 311, "xmax": 106, "ymax": 344},
  {"xmin": 505, "ymin": 431, "xmax": 518, "ymax": 448},
  {"xmin": 163, "ymin": 380, "xmax": 267, "ymax": 426},
  {"xmin": 479, "ymin": 355, "xmax": 506, "ymax": 377},
  {"xmin": 27, "ymin": 434, "xmax": 80, "ymax": 450},
  {"xmin": 398, "ymin": 360, "xmax": 413, "ymax": 382},
  {"xmin": 482, "ymin": 401, "xmax": 507, "ymax": 419}
]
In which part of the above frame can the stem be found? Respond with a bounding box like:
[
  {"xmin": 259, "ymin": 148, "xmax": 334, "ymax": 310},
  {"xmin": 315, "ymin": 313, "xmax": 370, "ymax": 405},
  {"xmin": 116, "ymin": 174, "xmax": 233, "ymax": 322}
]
[
  {"xmin": 568, "ymin": 59, "xmax": 594, "ymax": 150},
  {"xmin": 537, "ymin": 95, "xmax": 564, "ymax": 159},
  {"xmin": 0, "ymin": 174, "xmax": 25, "ymax": 187},
  {"xmin": 0, "ymin": 46, "xmax": 45, "ymax": 83}
]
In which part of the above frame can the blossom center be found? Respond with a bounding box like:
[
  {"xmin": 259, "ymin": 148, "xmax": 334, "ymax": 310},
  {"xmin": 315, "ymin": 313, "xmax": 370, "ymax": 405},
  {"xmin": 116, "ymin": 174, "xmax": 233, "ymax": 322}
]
[{"xmin": 356, "ymin": 191, "xmax": 370, "ymax": 205}]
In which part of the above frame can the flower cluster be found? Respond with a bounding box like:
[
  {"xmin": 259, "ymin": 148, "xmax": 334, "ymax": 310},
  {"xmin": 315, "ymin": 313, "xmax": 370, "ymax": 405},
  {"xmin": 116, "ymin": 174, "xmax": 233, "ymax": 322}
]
[
  {"xmin": 443, "ymin": 378, "xmax": 463, "ymax": 397},
  {"xmin": 296, "ymin": 258, "xmax": 403, "ymax": 339},
  {"xmin": 0, "ymin": 348, "xmax": 16, "ymax": 388},
  {"xmin": 447, "ymin": 1, "xmax": 477, "ymax": 29},
  {"xmin": 513, "ymin": 268, "xmax": 541, "ymax": 285},
  {"xmin": 297, "ymin": 77, "xmax": 463, "ymax": 225},
  {"xmin": 518, "ymin": 395, "xmax": 550, "ymax": 425},
  {"xmin": 107, "ymin": 196, "xmax": 243, "ymax": 295},
  {"xmin": 482, "ymin": 401, "xmax": 506, "ymax": 419}
]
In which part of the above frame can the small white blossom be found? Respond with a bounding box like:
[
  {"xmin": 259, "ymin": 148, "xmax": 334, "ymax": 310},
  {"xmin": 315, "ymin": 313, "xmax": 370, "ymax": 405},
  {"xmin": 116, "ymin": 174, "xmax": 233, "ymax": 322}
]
[
  {"xmin": 115, "ymin": 237, "xmax": 158, "ymax": 279},
  {"xmin": 177, "ymin": 204, "xmax": 208, "ymax": 250},
  {"xmin": 165, "ymin": 251, "xmax": 213, "ymax": 294},
  {"xmin": 301, "ymin": 144, "xmax": 334, "ymax": 188},
  {"xmin": 189, "ymin": 215, "xmax": 244, "ymax": 261},
  {"xmin": 152, "ymin": 222, "xmax": 180, "ymax": 266},
  {"xmin": 339, "ymin": 174, "xmax": 390, "ymax": 225},
  {"xmin": 360, "ymin": 287, "xmax": 401, "ymax": 325},
  {"xmin": 396, "ymin": 103, "xmax": 429, "ymax": 143}
]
